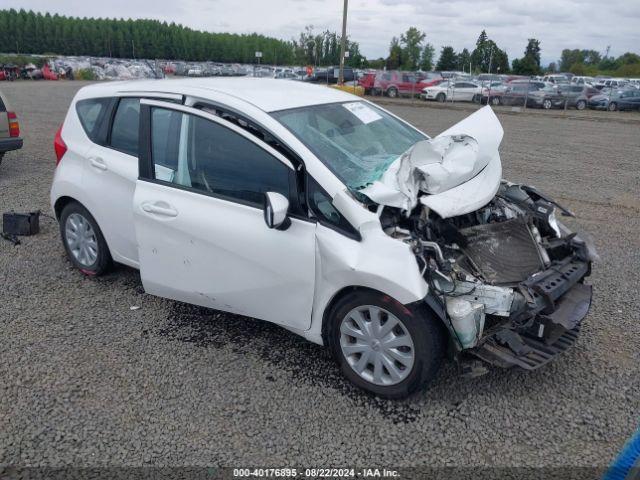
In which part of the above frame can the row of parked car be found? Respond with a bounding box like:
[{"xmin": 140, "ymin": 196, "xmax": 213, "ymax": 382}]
[{"xmin": 358, "ymin": 71, "xmax": 640, "ymax": 112}]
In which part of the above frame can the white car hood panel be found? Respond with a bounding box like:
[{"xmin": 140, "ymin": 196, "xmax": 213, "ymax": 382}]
[{"xmin": 360, "ymin": 106, "xmax": 504, "ymax": 218}]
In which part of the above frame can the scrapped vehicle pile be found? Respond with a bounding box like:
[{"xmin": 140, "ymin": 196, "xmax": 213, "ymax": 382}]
[
  {"xmin": 360, "ymin": 106, "xmax": 596, "ymax": 373},
  {"xmin": 50, "ymin": 56, "xmax": 163, "ymax": 80}
]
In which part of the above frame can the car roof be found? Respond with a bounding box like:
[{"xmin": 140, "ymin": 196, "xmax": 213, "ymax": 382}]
[{"xmin": 78, "ymin": 77, "xmax": 357, "ymax": 112}]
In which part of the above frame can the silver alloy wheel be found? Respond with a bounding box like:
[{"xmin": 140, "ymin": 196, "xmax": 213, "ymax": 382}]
[
  {"xmin": 339, "ymin": 305, "xmax": 415, "ymax": 386},
  {"xmin": 543, "ymin": 99, "xmax": 552, "ymax": 109},
  {"xmin": 65, "ymin": 213, "xmax": 98, "ymax": 267}
]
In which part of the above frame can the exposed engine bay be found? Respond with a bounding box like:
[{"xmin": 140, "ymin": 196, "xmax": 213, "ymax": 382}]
[{"xmin": 378, "ymin": 181, "xmax": 595, "ymax": 372}]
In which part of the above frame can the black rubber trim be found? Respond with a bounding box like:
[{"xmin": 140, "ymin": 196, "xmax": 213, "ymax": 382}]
[{"xmin": 0, "ymin": 137, "xmax": 23, "ymax": 152}]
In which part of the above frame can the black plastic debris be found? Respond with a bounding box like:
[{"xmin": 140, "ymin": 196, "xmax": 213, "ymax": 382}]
[{"xmin": 2, "ymin": 211, "xmax": 40, "ymax": 236}]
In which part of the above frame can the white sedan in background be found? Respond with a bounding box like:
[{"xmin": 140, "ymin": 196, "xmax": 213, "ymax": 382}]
[{"xmin": 421, "ymin": 80, "xmax": 483, "ymax": 103}]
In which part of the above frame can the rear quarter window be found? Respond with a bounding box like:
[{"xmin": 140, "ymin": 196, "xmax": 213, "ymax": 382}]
[
  {"xmin": 0, "ymin": 95, "xmax": 5, "ymax": 111},
  {"xmin": 76, "ymin": 98, "xmax": 111, "ymax": 141},
  {"xmin": 110, "ymin": 98, "xmax": 140, "ymax": 156}
]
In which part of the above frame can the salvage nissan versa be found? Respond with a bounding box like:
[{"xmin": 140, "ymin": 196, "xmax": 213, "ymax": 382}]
[{"xmin": 51, "ymin": 78, "xmax": 595, "ymax": 398}]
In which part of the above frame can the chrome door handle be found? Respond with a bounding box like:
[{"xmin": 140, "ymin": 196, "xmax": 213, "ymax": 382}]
[
  {"xmin": 89, "ymin": 157, "xmax": 107, "ymax": 171},
  {"xmin": 141, "ymin": 202, "xmax": 178, "ymax": 217}
]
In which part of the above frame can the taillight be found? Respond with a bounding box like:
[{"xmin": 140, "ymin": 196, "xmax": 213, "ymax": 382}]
[
  {"xmin": 54, "ymin": 125, "xmax": 67, "ymax": 165},
  {"xmin": 7, "ymin": 112, "xmax": 19, "ymax": 137}
]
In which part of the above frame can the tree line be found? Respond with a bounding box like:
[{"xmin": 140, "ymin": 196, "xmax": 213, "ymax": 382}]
[
  {"xmin": 1, "ymin": 9, "xmax": 638, "ymax": 76},
  {"xmin": 0, "ymin": 9, "xmax": 296, "ymax": 64},
  {"xmin": 0, "ymin": 9, "xmax": 368, "ymax": 68},
  {"xmin": 379, "ymin": 27, "xmax": 639, "ymax": 77}
]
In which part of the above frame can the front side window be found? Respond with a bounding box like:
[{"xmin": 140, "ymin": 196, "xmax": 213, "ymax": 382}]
[
  {"xmin": 150, "ymin": 107, "xmax": 292, "ymax": 207},
  {"xmin": 110, "ymin": 98, "xmax": 140, "ymax": 156},
  {"xmin": 272, "ymin": 101, "xmax": 425, "ymax": 190}
]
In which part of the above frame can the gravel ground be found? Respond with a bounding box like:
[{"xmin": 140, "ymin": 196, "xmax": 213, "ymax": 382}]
[{"xmin": 0, "ymin": 81, "xmax": 638, "ymax": 472}]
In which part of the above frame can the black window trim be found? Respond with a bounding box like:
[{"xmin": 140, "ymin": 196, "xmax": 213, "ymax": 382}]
[
  {"xmin": 191, "ymin": 99, "xmax": 309, "ymax": 217},
  {"xmin": 190, "ymin": 99, "xmax": 360, "ymax": 240},
  {"xmin": 75, "ymin": 97, "xmax": 116, "ymax": 144},
  {"xmin": 138, "ymin": 99, "xmax": 307, "ymax": 219},
  {"xmin": 306, "ymin": 175, "xmax": 361, "ymax": 242},
  {"xmin": 81, "ymin": 94, "xmax": 184, "ymax": 156}
]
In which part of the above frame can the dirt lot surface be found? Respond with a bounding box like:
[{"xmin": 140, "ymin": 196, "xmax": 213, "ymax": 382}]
[{"xmin": 1, "ymin": 81, "xmax": 638, "ymax": 472}]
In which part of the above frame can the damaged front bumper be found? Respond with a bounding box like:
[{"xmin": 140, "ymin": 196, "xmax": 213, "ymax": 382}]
[{"xmin": 467, "ymin": 267, "xmax": 592, "ymax": 370}]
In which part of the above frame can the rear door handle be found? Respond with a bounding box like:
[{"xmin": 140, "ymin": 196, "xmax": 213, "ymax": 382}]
[
  {"xmin": 141, "ymin": 202, "xmax": 178, "ymax": 217},
  {"xmin": 89, "ymin": 157, "xmax": 107, "ymax": 171}
]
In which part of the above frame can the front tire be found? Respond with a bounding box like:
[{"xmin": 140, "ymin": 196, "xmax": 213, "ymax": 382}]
[
  {"xmin": 328, "ymin": 291, "xmax": 445, "ymax": 399},
  {"xmin": 387, "ymin": 87, "xmax": 398, "ymax": 98},
  {"xmin": 59, "ymin": 201, "xmax": 112, "ymax": 276},
  {"xmin": 608, "ymin": 102, "xmax": 617, "ymax": 111},
  {"xmin": 490, "ymin": 96, "xmax": 501, "ymax": 106},
  {"xmin": 576, "ymin": 99, "xmax": 586, "ymax": 110},
  {"xmin": 436, "ymin": 92, "xmax": 446, "ymax": 103},
  {"xmin": 542, "ymin": 99, "xmax": 552, "ymax": 109}
]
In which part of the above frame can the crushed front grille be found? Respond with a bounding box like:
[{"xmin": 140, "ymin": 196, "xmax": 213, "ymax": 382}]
[{"xmin": 460, "ymin": 218, "xmax": 544, "ymax": 285}]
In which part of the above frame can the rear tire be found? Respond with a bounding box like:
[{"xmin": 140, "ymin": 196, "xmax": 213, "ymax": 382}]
[
  {"xmin": 59, "ymin": 201, "xmax": 112, "ymax": 276},
  {"xmin": 576, "ymin": 99, "xmax": 586, "ymax": 110},
  {"xmin": 608, "ymin": 102, "xmax": 617, "ymax": 111},
  {"xmin": 436, "ymin": 92, "xmax": 446, "ymax": 103},
  {"xmin": 490, "ymin": 96, "xmax": 501, "ymax": 106},
  {"xmin": 542, "ymin": 99, "xmax": 552, "ymax": 109},
  {"xmin": 327, "ymin": 290, "xmax": 445, "ymax": 399}
]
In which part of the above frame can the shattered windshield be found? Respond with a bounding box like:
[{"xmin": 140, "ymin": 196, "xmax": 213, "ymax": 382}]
[{"xmin": 272, "ymin": 101, "xmax": 427, "ymax": 189}]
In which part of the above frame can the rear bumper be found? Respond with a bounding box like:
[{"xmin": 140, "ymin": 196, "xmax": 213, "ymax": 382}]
[{"xmin": 0, "ymin": 137, "xmax": 23, "ymax": 153}]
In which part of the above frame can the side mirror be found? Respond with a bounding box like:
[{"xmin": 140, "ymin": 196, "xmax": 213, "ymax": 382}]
[{"xmin": 263, "ymin": 192, "xmax": 291, "ymax": 230}]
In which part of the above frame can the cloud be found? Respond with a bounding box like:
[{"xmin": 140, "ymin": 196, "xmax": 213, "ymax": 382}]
[{"xmin": 9, "ymin": 0, "xmax": 640, "ymax": 65}]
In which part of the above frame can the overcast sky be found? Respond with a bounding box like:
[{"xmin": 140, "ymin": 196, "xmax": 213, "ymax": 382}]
[{"xmin": 11, "ymin": 0, "xmax": 640, "ymax": 65}]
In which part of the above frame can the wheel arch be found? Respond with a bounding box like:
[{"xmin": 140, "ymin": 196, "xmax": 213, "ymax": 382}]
[
  {"xmin": 320, "ymin": 285, "xmax": 448, "ymax": 347},
  {"xmin": 53, "ymin": 195, "xmax": 78, "ymax": 219},
  {"xmin": 320, "ymin": 286, "xmax": 405, "ymax": 346}
]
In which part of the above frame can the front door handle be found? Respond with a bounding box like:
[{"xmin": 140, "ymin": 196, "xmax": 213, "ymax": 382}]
[
  {"xmin": 89, "ymin": 157, "xmax": 107, "ymax": 171},
  {"xmin": 141, "ymin": 202, "xmax": 178, "ymax": 217}
]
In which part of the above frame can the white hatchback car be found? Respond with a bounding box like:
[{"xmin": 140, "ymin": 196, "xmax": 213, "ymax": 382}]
[{"xmin": 52, "ymin": 78, "xmax": 594, "ymax": 398}]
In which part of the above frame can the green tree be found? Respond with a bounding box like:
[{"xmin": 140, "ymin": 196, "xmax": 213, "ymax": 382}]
[
  {"xmin": 419, "ymin": 43, "xmax": 435, "ymax": 71},
  {"xmin": 559, "ymin": 49, "xmax": 585, "ymax": 71},
  {"xmin": 470, "ymin": 30, "xmax": 509, "ymax": 73},
  {"xmin": 457, "ymin": 48, "xmax": 471, "ymax": 72},
  {"xmin": 386, "ymin": 36, "xmax": 402, "ymax": 70},
  {"xmin": 436, "ymin": 46, "xmax": 457, "ymax": 71},
  {"xmin": 512, "ymin": 38, "xmax": 541, "ymax": 75},
  {"xmin": 399, "ymin": 27, "xmax": 425, "ymax": 70}
]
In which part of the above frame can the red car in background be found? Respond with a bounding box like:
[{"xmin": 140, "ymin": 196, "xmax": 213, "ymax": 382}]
[
  {"xmin": 358, "ymin": 72, "xmax": 376, "ymax": 94},
  {"xmin": 373, "ymin": 71, "xmax": 442, "ymax": 97},
  {"xmin": 42, "ymin": 64, "xmax": 58, "ymax": 80}
]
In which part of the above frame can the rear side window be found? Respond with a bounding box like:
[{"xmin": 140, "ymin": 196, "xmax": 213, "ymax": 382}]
[
  {"xmin": 110, "ymin": 98, "xmax": 140, "ymax": 156},
  {"xmin": 0, "ymin": 96, "xmax": 5, "ymax": 111},
  {"xmin": 76, "ymin": 98, "xmax": 111, "ymax": 141}
]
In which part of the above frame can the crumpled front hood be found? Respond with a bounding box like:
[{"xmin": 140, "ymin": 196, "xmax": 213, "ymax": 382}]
[{"xmin": 359, "ymin": 106, "xmax": 504, "ymax": 218}]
